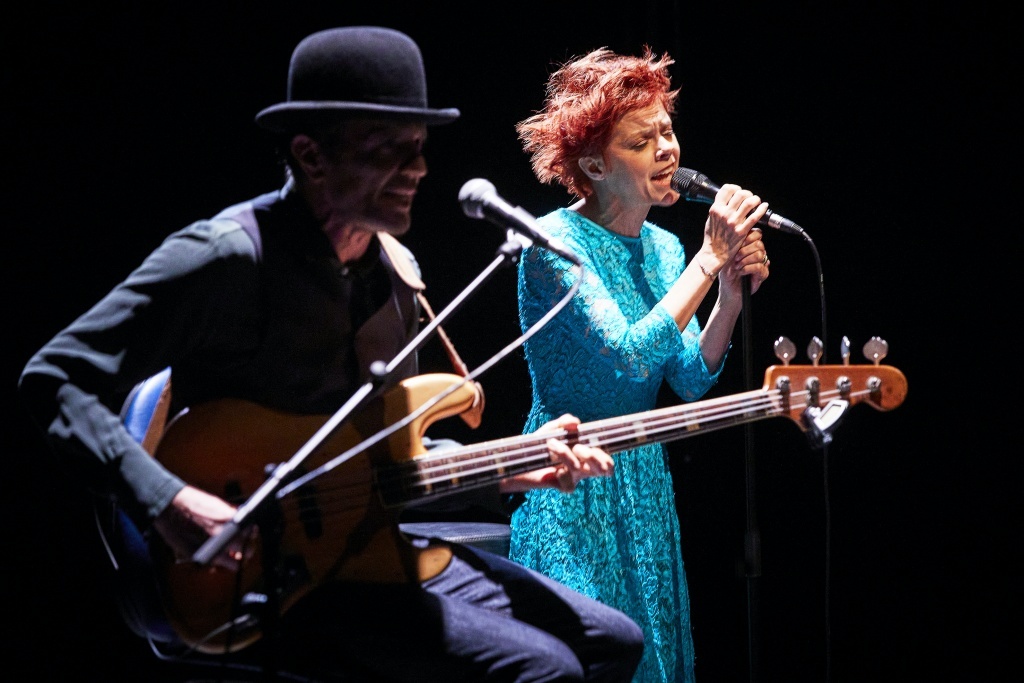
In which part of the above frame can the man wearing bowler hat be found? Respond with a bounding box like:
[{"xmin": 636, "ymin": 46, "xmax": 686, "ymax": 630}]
[{"xmin": 18, "ymin": 26, "xmax": 643, "ymax": 682}]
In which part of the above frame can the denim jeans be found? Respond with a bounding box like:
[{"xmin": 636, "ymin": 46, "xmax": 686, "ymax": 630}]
[{"xmin": 271, "ymin": 541, "xmax": 644, "ymax": 682}]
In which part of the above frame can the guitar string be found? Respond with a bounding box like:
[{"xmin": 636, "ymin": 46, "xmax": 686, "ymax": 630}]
[
  {"xmin": 270, "ymin": 384, "xmax": 874, "ymax": 520},
  {"xmin": 403, "ymin": 391, "xmax": 779, "ymax": 483},
  {"xmin": 286, "ymin": 391, "xmax": 783, "ymax": 513},
  {"xmin": 274, "ymin": 387, "xmax": 813, "ymax": 516}
]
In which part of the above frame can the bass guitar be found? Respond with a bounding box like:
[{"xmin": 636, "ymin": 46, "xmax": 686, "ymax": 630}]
[{"xmin": 143, "ymin": 355, "xmax": 907, "ymax": 653}]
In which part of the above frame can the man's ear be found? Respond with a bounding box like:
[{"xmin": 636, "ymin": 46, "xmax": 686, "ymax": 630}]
[
  {"xmin": 290, "ymin": 135, "xmax": 324, "ymax": 180},
  {"xmin": 578, "ymin": 155, "xmax": 604, "ymax": 180}
]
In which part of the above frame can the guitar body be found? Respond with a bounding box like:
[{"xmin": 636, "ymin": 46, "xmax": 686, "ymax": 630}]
[{"xmin": 150, "ymin": 373, "xmax": 480, "ymax": 653}]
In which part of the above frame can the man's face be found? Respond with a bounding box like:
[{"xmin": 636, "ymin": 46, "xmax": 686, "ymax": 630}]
[{"xmin": 321, "ymin": 119, "xmax": 429, "ymax": 236}]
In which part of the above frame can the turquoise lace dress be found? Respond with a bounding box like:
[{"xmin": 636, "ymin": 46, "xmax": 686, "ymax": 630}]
[{"xmin": 509, "ymin": 208, "xmax": 725, "ymax": 683}]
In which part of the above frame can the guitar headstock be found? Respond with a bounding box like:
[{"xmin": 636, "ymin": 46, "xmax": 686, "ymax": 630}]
[{"xmin": 762, "ymin": 335, "xmax": 908, "ymax": 444}]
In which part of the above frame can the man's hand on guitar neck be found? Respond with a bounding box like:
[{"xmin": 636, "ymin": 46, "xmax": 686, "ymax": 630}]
[
  {"xmin": 153, "ymin": 485, "xmax": 253, "ymax": 570},
  {"xmin": 498, "ymin": 414, "xmax": 614, "ymax": 494}
]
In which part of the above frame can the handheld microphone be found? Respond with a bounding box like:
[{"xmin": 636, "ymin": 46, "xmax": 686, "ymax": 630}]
[
  {"xmin": 671, "ymin": 167, "xmax": 806, "ymax": 236},
  {"xmin": 459, "ymin": 178, "xmax": 581, "ymax": 265}
]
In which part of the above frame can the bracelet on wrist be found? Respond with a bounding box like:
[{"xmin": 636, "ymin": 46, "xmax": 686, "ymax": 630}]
[{"xmin": 697, "ymin": 257, "xmax": 718, "ymax": 281}]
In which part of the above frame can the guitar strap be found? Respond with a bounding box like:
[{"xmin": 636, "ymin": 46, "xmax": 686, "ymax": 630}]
[
  {"xmin": 355, "ymin": 231, "xmax": 484, "ymax": 428},
  {"xmin": 137, "ymin": 218, "xmax": 481, "ymax": 450},
  {"xmin": 377, "ymin": 233, "xmax": 476, "ymax": 380}
]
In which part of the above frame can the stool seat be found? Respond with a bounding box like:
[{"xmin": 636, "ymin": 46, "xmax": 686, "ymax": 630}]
[{"xmin": 399, "ymin": 522, "xmax": 512, "ymax": 557}]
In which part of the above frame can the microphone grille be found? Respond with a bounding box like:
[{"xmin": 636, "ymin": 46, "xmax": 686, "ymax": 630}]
[
  {"xmin": 458, "ymin": 178, "xmax": 495, "ymax": 219},
  {"xmin": 670, "ymin": 167, "xmax": 716, "ymax": 204},
  {"xmin": 670, "ymin": 167, "xmax": 700, "ymax": 194}
]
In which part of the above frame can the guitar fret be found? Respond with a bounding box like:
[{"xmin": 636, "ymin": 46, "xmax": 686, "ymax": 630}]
[{"xmin": 379, "ymin": 439, "xmax": 550, "ymax": 505}]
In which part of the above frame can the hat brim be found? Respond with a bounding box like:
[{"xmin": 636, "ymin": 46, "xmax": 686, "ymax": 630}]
[{"xmin": 255, "ymin": 101, "xmax": 460, "ymax": 132}]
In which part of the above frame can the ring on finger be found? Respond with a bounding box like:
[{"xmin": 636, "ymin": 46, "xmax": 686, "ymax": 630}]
[{"xmin": 761, "ymin": 252, "xmax": 768, "ymax": 265}]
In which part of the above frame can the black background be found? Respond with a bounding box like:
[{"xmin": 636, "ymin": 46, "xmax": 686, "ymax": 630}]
[{"xmin": 3, "ymin": 3, "xmax": 1018, "ymax": 682}]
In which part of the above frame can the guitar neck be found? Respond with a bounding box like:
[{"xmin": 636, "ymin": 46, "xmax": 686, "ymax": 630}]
[
  {"xmin": 378, "ymin": 359, "xmax": 908, "ymax": 506},
  {"xmin": 379, "ymin": 386, "xmax": 779, "ymax": 505}
]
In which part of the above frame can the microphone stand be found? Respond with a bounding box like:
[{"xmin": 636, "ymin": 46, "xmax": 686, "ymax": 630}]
[
  {"xmin": 189, "ymin": 234, "xmax": 528, "ymax": 667},
  {"xmin": 193, "ymin": 236, "xmax": 524, "ymax": 565},
  {"xmin": 740, "ymin": 274, "xmax": 762, "ymax": 683},
  {"xmin": 740, "ymin": 227, "xmax": 821, "ymax": 683}
]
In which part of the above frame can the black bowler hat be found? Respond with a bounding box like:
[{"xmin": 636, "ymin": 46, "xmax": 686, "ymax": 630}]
[{"xmin": 255, "ymin": 26, "xmax": 460, "ymax": 132}]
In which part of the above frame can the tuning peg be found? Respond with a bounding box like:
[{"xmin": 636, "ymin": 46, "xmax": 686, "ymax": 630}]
[
  {"xmin": 840, "ymin": 336, "xmax": 851, "ymax": 366},
  {"xmin": 862, "ymin": 336, "xmax": 889, "ymax": 365},
  {"xmin": 806, "ymin": 336, "xmax": 823, "ymax": 366},
  {"xmin": 774, "ymin": 336, "xmax": 796, "ymax": 365}
]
